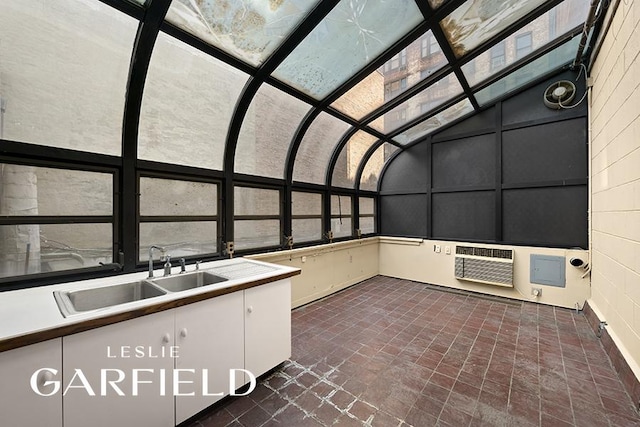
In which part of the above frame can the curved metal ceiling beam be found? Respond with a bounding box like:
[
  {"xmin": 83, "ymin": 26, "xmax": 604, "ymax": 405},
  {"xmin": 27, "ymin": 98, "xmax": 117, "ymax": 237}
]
[
  {"xmin": 223, "ymin": 1, "xmax": 341, "ymax": 179},
  {"xmin": 120, "ymin": 0, "xmax": 172, "ymax": 271}
]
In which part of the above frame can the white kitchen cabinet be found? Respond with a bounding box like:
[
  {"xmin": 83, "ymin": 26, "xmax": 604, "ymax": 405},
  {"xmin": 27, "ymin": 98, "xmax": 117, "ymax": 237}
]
[
  {"xmin": 174, "ymin": 291, "xmax": 244, "ymax": 425},
  {"xmin": 244, "ymin": 279, "xmax": 291, "ymax": 378},
  {"xmin": 0, "ymin": 338, "xmax": 62, "ymax": 427},
  {"xmin": 63, "ymin": 310, "xmax": 175, "ymax": 427}
]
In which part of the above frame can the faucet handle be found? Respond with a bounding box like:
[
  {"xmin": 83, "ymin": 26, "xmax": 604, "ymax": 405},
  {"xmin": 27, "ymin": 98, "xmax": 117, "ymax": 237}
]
[
  {"xmin": 163, "ymin": 254, "xmax": 172, "ymax": 277},
  {"xmin": 195, "ymin": 261, "xmax": 201, "ymax": 271}
]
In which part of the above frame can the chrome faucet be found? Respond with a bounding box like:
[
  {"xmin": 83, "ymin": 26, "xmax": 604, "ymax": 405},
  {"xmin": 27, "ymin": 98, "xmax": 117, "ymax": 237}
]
[
  {"xmin": 163, "ymin": 254, "xmax": 172, "ymax": 277},
  {"xmin": 179, "ymin": 258, "xmax": 186, "ymax": 274},
  {"xmin": 147, "ymin": 245, "xmax": 166, "ymax": 279}
]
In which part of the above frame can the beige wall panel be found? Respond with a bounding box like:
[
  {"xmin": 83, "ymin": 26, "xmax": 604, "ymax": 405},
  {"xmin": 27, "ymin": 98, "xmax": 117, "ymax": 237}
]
[
  {"xmin": 379, "ymin": 238, "xmax": 590, "ymax": 310},
  {"xmin": 589, "ymin": 0, "xmax": 640, "ymax": 381}
]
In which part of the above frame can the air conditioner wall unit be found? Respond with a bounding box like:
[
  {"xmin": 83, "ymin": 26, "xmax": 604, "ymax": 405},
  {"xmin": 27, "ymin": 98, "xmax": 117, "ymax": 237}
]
[{"xmin": 454, "ymin": 245, "xmax": 514, "ymax": 287}]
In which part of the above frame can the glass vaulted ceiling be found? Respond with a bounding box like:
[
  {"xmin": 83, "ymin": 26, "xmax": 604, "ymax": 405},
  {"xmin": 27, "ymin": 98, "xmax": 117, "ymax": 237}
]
[
  {"xmin": 2, "ymin": 0, "xmax": 594, "ymax": 190},
  {"xmin": 159, "ymin": 0, "xmax": 592, "ymax": 189}
]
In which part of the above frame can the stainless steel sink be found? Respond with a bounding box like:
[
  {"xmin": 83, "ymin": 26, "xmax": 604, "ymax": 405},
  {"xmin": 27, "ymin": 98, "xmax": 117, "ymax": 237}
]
[
  {"xmin": 54, "ymin": 281, "xmax": 166, "ymax": 317},
  {"xmin": 150, "ymin": 271, "xmax": 228, "ymax": 292}
]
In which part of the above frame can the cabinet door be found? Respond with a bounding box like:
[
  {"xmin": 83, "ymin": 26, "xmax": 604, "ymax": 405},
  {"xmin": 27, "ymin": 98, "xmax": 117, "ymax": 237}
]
[
  {"xmin": 63, "ymin": 310, "xmax": 174, "ymax": 427},
  {"xmin": 0, "ymin": 339, "xmax": 62, "ymax": 427},
  {"xmin": 174, "ymin": 291, "xmax": 244, "ymax": 425},
  {"xmin": 244, "ymin": 279, "xmax": 291, "ymax": 379}
]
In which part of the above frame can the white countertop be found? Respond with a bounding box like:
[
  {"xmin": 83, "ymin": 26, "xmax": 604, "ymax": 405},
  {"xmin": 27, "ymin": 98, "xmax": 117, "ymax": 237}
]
[{"xmin": 0, "ymin": 257, "xmax": 299, "ymax": 348}]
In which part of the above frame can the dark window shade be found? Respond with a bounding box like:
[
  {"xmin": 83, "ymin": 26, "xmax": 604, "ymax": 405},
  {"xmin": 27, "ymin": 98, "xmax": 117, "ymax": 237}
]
[
  {"xmin": 432, "ymin": 191, "xmax": 495, "ymax": 240},
  {"xmin": 503, "ymin": 186, "xmax": 587, "ymax": 248},
  {"xmin": 380, "ymin": 143, "xmax": 429, "ymax": 193},
  {"xmin": 380, "ymin": 195, "xmax": 427, "ymax": 237},
  {"xmin": 432, "ymin": 134, "xmax": 495, "ymax": 188},
  {"xmin": 502, "ymin": 119, "xmax": 587, "ymax": 184}
]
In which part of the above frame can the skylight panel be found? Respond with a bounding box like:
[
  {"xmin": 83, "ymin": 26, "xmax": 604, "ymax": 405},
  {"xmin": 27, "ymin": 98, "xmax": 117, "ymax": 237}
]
[
  {"xmin": 332, "ymin": 131, "xmax": 379, "ymax": 188},
  {"xmin": 369, "ymin": 73, "xmax": 463, "ymax": 133},
  {"xmin": 293, "ymin": 112, "xmax": 352, "ymax": 184},
  {"xmin": 331, "ymin": 29, "xmax": 448, "ymax": 120},
  {"xmin": 236, "ymin": 84, "xmax": 311, "ymax": 179},
  {"xmin": 360, "ymin": 143, "xmax": 399, "ymax": 191},
  {"xmin": 272, "ymin": 0, "xmax": 423, "ymax": 100},
  {"xmin": 165, "ymin": 0, "xmax": 321, "ymax": 67},
  {"xmin": 392, "ymin": 99, "xmax": 474, "ymax": 145},
  {"xmin": 474, "ymin": 36, "xmax": 581, "ymax": 106},
  {"xmin": 441, "ymin": 0, "xmax": 547, "ymax": 58},
  {"xmin": 461, "ymin": 0, "xmax": 590, "ymax": 87}
]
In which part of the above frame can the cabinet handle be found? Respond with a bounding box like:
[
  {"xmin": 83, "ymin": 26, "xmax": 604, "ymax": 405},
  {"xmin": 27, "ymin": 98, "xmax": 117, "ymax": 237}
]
[
  {"xmin": 162, "ymin": 333, "xmax": 171, "ymax": 344},
  {"xmin": 180, "ymin": 328, "xmax": 188, "ymax": 338},
  {"xmin": 247, "ymin": 306, "xmax": 253, "ymax": 314}
]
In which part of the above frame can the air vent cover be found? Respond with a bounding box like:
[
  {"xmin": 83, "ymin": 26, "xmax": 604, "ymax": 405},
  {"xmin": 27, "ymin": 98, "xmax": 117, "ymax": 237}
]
[{"xmin": 455, "ymin": 245, "xmax": 514, "ymax": 287}]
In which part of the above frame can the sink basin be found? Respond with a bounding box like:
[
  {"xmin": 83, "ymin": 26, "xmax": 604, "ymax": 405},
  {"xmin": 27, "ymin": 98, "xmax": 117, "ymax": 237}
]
[
  {"xmin": 54, "ymin": 281, "xmax": 166, "ymax": 317},
  {"xmin": 151, "ymin": 271, "xmax": 228, "ymax": 292}
]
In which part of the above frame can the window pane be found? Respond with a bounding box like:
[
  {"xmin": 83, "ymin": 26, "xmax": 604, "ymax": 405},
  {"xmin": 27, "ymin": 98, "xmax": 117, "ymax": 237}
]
[
  {"xmin": 359, "ymin": 217, "xmax": 375, "ymax": 234},
  {"xmin": 331, "ymin": 195, "xmax": 352, "ymax": 215},
  {"xmin": 236, "ymin": 84, "xmax": 311, "ymax": 178},
  {"xmin": 331, "ymin": 29, "xmax": 447, "ymax": 120},
  {"xmin": 392, "ymin": 99, "xmax": 475, "ymax": 145},
  {"xmin": 139, "ymin": 221, "xmax": 217, "ymax": 261},
  {"xmin": 235, "ymin": 220, "xmax": 280, "ymax": 250},
  {"xmin": 360, "ymin": 143, "xmax": 399, "ymax": 191},
  {"xmin": 140, "ymin": 178, "xmax": 217, "ymax": 217},
  {"xmin": 332, "ymin": 131, "xmax": 378, "ymax": 188},
  {"xmin": 331, "ymin": 218, "xmax": 352, "ymax": 238},
  {"xmin": 0, "ymin": 223, "xmax": 112, "ymax": 278},
  {"xmin": 139, "ymin": 32, "xmax": 248, "ymax": 170},
  {"xmin": 474, "ymin": 37, "xmax": 580, "ymax": 106},
  {"xmin": 165, "ymin": 0, "xmax": 321, "ymax": 66},
  {"xmin": 0, "ymin": 1, "xmax": 137, "ymax": 155},
  {"xmin": 371, "ymin": 74, "xmax": 463, "ymax": 133},
  {"xmin": 292, "ymin": 192, "xmax": 322, "ymax": 216},
  {"xmin": 292, "ymin": 219, "xmax": 322, "ymax": 243},
  {"xmin": 235, "ymin": 187, "xmax": 280, "ymax": 216},
  {"xmin": 360, "ymin": 197, "xmax": 375, "ymax": 215},
  {"xmin": 441, "ymin": 0, "xmax": 547, "ymax": 57},
  {"xmin": 0, "ymin": 164, "xmax": 112, "ymax": 216},
  {"xmin": 461, "ymin": 0, "xmax": 590, "ymax": 87},
  {"xmin": 272, "ymin": 0, "xmax": 423, "ymax": 99},
  {"xmin": 293, "ymin": 113, "xmax": 351, "ymax": 184}
]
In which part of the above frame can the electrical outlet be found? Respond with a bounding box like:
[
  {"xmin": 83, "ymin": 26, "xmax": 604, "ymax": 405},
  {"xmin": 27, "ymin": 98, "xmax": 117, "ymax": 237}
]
[
  {"xmin": 445, "ymin": 246, "xmax": 451, "ymax": 255},
  {"xmin": 434, "ymin": 244, "xmax": 441, "ymax": 253},
  {"xmin": 531, "ymin": 288, "xmax": 542, "ymax": 297}
]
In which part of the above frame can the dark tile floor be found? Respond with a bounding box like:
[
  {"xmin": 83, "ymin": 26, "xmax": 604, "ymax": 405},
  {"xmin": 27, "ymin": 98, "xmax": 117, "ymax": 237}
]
[{"xmin": 185, "ymin": 276, "xmax": 640, "ymax": 427}]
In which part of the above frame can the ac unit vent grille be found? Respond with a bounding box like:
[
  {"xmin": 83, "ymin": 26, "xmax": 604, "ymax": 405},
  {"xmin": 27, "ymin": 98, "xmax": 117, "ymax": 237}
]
[
  {"xmin": 455, "ymin": 246, "xmax": 514, "ymax": 287},
  {"xmin": 456, "ymin": 245, "xmax": 513, "ymax": 259}
]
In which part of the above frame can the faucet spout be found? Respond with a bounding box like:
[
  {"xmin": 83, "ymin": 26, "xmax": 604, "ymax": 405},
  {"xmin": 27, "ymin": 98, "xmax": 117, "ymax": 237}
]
[{"xmin": 148, "ymin": 245, "xmax": 166, "ymax": 279}]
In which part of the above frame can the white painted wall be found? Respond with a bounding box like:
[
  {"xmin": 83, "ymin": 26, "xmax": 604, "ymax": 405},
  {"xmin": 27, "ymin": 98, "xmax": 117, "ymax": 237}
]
[
  {"xmin": 250, "ymin": 237, "xmax": 590, "ymax": 311},
  {"xmin": 379, "ymin": 238, "xmax": 590, "ymax": 310},
  {"xmin": 248, "ymin": 237, "xmax": 379, "ymax": 308},
  {"xmin": 589, "ymin": 0, "xmax": 640, "ymax": 379}
]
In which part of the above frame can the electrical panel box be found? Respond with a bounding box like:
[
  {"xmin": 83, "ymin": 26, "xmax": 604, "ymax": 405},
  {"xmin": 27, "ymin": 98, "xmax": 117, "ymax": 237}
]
[{"xmin": 530, "ymin": 255, "xmax": 566, "ymax": 287}]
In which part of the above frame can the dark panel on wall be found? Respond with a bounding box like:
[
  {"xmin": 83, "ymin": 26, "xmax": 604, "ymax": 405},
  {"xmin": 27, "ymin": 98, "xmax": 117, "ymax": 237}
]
[
  {"xmin": 502, "ymin": 70, "xmax": 587, "ymax": 126},
  {"xmin": 380, "ymin": 195, "xmax": 427, "ymax": 237},
  {"xmin": 432, "ymin": 134, "xmax": 496, "ymax": 188},
  {"xmin": 379, "ymin": 66, "xmax": 588, "ymax": 248},
  {"xmin": 503, "ymin": 186, "xmax": 588, "ymax": 248},
  {"xmin": 503, "ymin": 118, "xmax": 587, "ymax": 184},
  {"xmin": 433, "ymin": 106, "xmax": 496, "ymax": 140},
  {"xmin": 432, "ymin": 191, "xmax": 495, "ymax": 240},
  {"xmin": 380, "ymin": 143, "xmax": 429, "ymax": 194}
]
